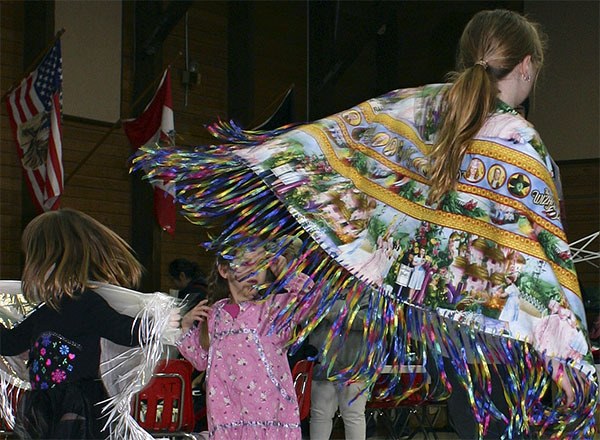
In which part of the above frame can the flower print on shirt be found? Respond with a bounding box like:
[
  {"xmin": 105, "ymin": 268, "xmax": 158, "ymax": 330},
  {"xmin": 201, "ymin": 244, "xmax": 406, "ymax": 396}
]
[
  {"xmin": 51, "ymin": 369, "xmax": 67, "ymax": 383},
  {"xmin": 29, "ymin": 331, "xmax": 81, "ymax": 390},
  {"xmin": 177, "ymin": 295, "xmax": 304, "ymax": 439}
]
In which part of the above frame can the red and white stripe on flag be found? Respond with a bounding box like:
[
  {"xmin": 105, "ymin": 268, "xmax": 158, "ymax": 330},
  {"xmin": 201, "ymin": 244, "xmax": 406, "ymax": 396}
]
[
  {"xmin": 5, "ymin": 40, "xmax": 63, "ymax": 213},
  {"xmin": 123, "ymin": 68, "xmax": 177, "ymax": 236}
]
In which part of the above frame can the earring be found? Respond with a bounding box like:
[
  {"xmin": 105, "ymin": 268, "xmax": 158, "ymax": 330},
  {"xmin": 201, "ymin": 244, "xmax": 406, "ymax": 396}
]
[{"xmin": 522, "ymin": 73, "xmax": 531, "ymax": 82}]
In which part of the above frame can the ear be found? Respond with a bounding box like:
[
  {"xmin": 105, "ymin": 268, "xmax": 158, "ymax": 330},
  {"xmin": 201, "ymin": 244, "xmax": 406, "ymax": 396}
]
[
  {"xmin": 178, "ymin": 272, "xmax": 187, "ymax": 282},
  {"xmin": 217, "ymin": 263, "xmax": 229, "ymax": 280},
  {"xmin": 520, "ymin": 55, "xmax": 532, "ymax": 75},
  {"xmin": 270, "ymin": 255, "xmax": 287, "ymax": 278}
]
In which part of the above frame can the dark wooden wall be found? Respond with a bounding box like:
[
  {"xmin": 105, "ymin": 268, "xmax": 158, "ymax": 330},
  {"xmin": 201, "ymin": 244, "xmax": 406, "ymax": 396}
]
[
  {"xmin": 558, "ymin": 159, "xmax": 600, "ymax": 290},
  {"xmin": 1, "ymin": 1, "xmax": 597, "ymax": 297},
  {"xmin": 0, "ymin": 1, "xmax": 25, "ymax": 279}
]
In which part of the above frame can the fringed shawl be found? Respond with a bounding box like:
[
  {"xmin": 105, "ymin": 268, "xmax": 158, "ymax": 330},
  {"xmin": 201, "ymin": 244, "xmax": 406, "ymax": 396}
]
[{"xmin": 133, "ymin": 83, "xmax": 598, "ymax": 439}]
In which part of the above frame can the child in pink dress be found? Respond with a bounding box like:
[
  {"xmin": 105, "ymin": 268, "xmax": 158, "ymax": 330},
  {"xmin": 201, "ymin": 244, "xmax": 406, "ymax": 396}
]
[{"xmin": 177, "ymin": 239, "xmax": 313, "ymax": 439}]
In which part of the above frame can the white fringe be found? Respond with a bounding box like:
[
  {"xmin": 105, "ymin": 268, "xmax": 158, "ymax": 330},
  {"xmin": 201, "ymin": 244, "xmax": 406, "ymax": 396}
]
[
  {"xmin": 0, "ymin": 281, "xmax": 181, "ymax": 439},
  {"xmin": 95, "ymin": 284, "xmax": 181, "ymax": 440},
  {"xmin": 0, "ymin": 281, "xmax": 32, "ymax": 429}
]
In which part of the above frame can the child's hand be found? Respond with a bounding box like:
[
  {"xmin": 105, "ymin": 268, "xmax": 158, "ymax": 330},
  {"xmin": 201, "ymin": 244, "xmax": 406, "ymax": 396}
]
[
  {"xmin": 169, "ymin": 308, "xmax": 182, "ymax": 329},
  {"xmin": 287, "ymin": 273, "xmax": 314, "ymax": 293},
  {"xmin": 269, "ymin": 255, "xmax": 287, "ymax": 278},
  {"xmin": 181, "ymin": 299, "xmax": 211, "ymax": 332}
]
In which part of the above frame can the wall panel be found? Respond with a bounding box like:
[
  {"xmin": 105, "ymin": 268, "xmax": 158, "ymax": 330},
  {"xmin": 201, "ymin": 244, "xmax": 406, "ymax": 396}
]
[{"xmin": 0, "ymin": 1, "xmax": 24, "ymax": 279}]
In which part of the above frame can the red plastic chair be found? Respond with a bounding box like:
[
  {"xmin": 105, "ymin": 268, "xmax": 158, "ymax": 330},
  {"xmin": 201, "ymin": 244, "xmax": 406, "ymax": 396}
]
[
  {"xmin": 366, "ymin": 369, "xmax": 441, "ymax": 440},
  {"xmin": 132, "ymin": 359, "xmax": 196, "ymax": 438},
  {"xmin": 291, "ymin": 359, "xmax": 314, "ymax": 421}
]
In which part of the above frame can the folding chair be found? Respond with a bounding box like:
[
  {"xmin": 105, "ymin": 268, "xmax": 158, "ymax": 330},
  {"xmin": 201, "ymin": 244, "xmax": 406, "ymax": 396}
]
[
  {"xmin": 132, "ymin": 359, "xmax": 196, "ymax": 439},
  {"xmin": 366, "ymin": 367, "xmax": 443, "ymax": 440},
  {"xmin": 291, "ymin": 359, "xmax": 314, "ymax": 421}
]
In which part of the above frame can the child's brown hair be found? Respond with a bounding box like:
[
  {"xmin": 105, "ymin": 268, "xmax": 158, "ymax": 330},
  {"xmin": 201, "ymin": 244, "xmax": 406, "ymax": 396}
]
[
  {"xmin": 21, "ymin": 208, "xmax": 143, "ymax": 310},
  {"xmin": 428, "ymin": 9, "xmax": 546, "ymax": 204}
]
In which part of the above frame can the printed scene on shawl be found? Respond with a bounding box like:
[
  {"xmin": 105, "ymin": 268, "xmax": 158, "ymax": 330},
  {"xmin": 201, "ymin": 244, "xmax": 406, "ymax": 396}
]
[
  {"xmin": 231, "ymin": 84, "xmax": 591, "ymax": 370},
  {"xmin": 134, "ymin": 83, "xmax": 598, "ymax": 438}
]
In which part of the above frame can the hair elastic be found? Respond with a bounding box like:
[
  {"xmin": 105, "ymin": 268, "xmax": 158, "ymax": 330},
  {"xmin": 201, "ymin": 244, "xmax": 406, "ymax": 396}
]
[{"xmin": 474, "ymin": 59, "xmax": 488, "ymax": 69}]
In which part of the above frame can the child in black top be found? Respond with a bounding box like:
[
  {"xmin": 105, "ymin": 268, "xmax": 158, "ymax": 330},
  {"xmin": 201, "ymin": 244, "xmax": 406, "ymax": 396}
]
[{"xmin": 0, "ymin": 208, "xmax": 145, "ymax": 439}]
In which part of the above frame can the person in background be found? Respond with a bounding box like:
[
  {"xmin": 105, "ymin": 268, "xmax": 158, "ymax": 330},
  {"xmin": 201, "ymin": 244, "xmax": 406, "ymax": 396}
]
[
  {"xmin": 285, "ymin": 236, "xmax": 319, "ymax": 371},
  {"xmin": 309, "ymin": 295, "xmax": 369, "ymax": 440},
  {"xmin": 169, "ymin": 258, "xmax": 208, "ymax": 312},
  {"xmin": 168, "ymin": 259, "xmax": 210, "ymax": 429}
]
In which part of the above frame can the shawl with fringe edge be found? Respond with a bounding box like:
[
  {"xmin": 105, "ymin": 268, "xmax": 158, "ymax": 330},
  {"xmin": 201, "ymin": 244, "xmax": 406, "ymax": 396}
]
[
  {"xmin": 0, "ymin": 280, "xmax": 181, "ymax": 440},
  {"xmin": 133, "ymin": 83, "xmax": 598, "ymax": 439}
]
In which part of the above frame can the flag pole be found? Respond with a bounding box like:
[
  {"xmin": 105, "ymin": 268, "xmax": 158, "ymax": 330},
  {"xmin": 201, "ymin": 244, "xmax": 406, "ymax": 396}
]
[
  {"xmin": 249, "ymin": 84, "xmax": 295, "ymax": 129},
  {"xmin": 64, "ymin": 52, "xmax": 183, "ymax": 185},
  {"xmin": 1, "ymin": 28, "xmax": 66, "ymax": 102}
]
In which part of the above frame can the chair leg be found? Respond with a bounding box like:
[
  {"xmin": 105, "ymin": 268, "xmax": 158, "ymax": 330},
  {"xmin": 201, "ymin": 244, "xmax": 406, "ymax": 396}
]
[
  {"xmin": 180, "ymin": 433, "xmax": 200, "ymax": 439},
  {"xmin": 421, "ymin": 405, "xmax": 442, "ymax": 440},
  {"xmin": 394, "ymin": 407, "xmax": 433, "ymax": 440},
  {"xmin": 375, "ymin": 409, "xmax": 405, "ymax": 440},
  {"xmin": 156, "ymin": 433, "xmax": 200, "ymax": 440},
  {"xmin": 365, "ymin": 409, "xmax": 376, "ymax": 433},
  {"xmin": 407, "ymin": 406, "xmax": 445, "ymax": 440}
]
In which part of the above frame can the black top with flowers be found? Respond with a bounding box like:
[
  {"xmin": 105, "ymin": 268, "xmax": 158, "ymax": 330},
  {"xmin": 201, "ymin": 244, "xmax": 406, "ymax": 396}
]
[{"xmin": 0, "ymin": 289, "xmax": 140, "ymax": 390}]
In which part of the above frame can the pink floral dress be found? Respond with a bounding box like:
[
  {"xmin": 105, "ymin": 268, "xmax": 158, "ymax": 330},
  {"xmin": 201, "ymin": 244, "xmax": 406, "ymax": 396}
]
[{"xmin": 177, "ymin": 294, "xmax": 302, "ymax": 439}]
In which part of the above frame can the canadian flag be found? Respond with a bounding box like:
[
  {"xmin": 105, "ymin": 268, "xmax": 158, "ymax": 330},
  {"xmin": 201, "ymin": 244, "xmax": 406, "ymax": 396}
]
[{"xmin": 123, "ymin": 69, "xmax": 177, "ymax": 236}]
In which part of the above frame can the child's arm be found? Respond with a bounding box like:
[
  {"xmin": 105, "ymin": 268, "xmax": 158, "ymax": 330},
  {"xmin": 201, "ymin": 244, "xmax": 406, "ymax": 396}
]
[
  {"xmin": 0, "ymin": 314, "xmax": 35, "ymax": 356},
  {"xmin": 177, "ymin": 300, "xmax": 211, "ymax": 371},
  {"xmin": 177, "ymin": 326, "xmax": 209, "ymax": 371}
]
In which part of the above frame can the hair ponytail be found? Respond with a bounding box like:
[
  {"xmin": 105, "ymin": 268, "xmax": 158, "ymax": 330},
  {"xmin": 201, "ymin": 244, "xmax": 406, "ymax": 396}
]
[
  {"xmin": 427, "ymin": 9, "xmax": 546, "ymax": 205},
  {"xmin": 427, "ymin": 66, "xmax": 496, "ymax": 204}
]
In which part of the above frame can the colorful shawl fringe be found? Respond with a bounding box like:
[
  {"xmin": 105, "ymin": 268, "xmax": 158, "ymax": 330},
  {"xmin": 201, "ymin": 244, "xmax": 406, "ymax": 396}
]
[{"xmin": 133, "ymin": 83, "xmax": 598, "ymax": 439}]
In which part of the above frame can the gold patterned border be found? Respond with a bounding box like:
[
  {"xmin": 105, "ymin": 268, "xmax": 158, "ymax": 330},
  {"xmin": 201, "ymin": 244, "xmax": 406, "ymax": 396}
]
[
  {"xmin": 330, "ymin": 116, "xmax": 567, "ymax": 242},
  {"xmin": 358, "ymin": 102, "xmax": 559, "ymax": 202},
  {"xmin": 357, "ymin": 102, "xmax": 430, "ymax": 154},
  {"xmin": 331, "ymin": 114, "xmax": 429, "ymax": 185},
  {"xmin": 469, "ymin": 141, "xmax": 558, "ymax": 202},
  {"xmin": 300, "ymin": 124, "xmax": 581, "ymax": 298}
]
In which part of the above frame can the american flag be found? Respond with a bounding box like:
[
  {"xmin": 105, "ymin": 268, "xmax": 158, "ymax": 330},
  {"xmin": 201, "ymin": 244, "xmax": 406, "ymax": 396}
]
[{"xmin": 5, "ymin": 40, "xmax": 63, "ymax": 212}]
